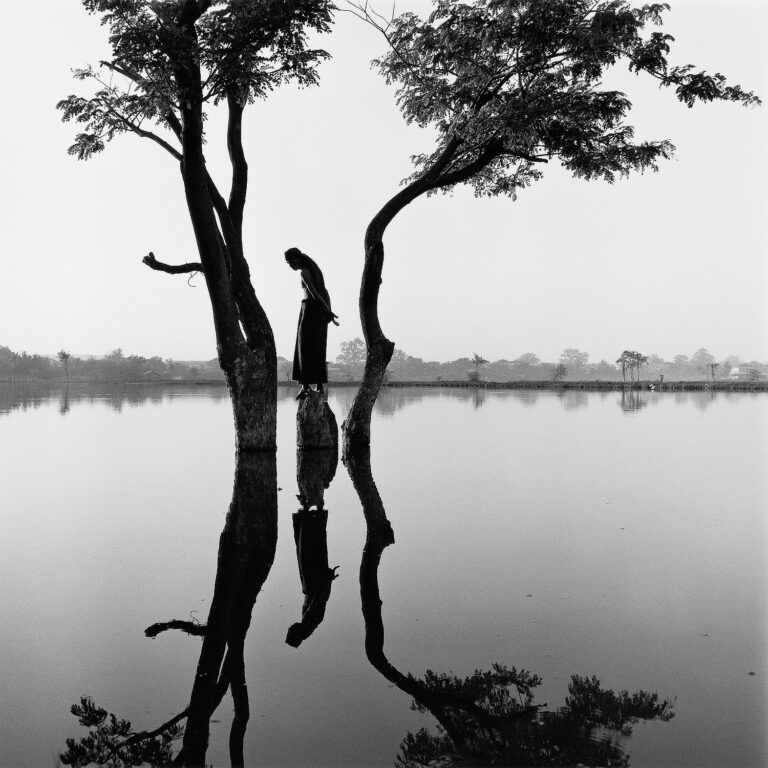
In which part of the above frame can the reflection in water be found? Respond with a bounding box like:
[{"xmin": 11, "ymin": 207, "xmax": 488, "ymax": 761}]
[
  {"xmin": 620, "ymin": 388, "xmax": 647, "ymax": 413},
  {"xmin": 344, "ymin": 448, "xmax": 675, "ymax": 767},
  {"xmin": 62, "ymin": 451, "xmax": 278, "ymax": 767},
  {"xmin": 693, "ymin": 389, "xmax": 718, "ymax": 411},
  {"xmin": 0, "ymin": 383, "xmax": 230, "ymax": 417},
  {"xmin": 557, "ymin": 390, "xmax": 589, "ymax": 410},
  {"xmin": 6, "ymin": 382, "xmax": 733, "ymax": 424},
  {"xmin": 286, "ymin": 447, "xmax": 340, "ymax": 648},
  {"xmin": 59, "ymin": 386, "xmax": 71, "ymax": 415}
]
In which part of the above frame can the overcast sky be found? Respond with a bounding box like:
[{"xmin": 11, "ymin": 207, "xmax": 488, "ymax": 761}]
[{"xmin": 0, "ymin": 0, "xmax": 766, "ymax": 364}]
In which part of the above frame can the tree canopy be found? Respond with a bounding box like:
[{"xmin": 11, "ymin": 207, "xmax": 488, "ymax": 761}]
[
  {"xmin": 362, "ymin": 0, "xmax": 759, "ymax": 198},
  {"xmin": 58, "ymin": 0, "xmax": 333, "ymax": 161}
]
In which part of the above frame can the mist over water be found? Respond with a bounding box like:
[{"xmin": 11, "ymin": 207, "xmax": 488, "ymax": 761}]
[{"xmin": 0, "ymin": 385, "xmax": 765, "ymax": 767}]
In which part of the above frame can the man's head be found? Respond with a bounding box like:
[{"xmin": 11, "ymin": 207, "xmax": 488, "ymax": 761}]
[{"xmin": 284, "ymin": 247, "xmax": 303, "ymax": 270}]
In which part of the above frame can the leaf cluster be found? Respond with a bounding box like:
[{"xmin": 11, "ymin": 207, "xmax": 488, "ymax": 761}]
[
  {"xmin": 58, "ymin": 0, "xmax": 333, "ymax": 159},
  {"xmin": 397, "ymin": 667, "xmax": 675, "ymax": 767},
  {"xmin": 564, "ymin": 674, "xmax": 675, "ymax": 735},
  {"xmin": 60, "ymin": 696, "xmax": 182, "ymax": 767},
  {"xmin": 371, "ymin": 0, "xmax": 759, "ymax": 197}
]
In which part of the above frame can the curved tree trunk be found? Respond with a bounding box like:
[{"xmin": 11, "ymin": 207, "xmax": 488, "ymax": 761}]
[
  {"xmin": 342, "ymin": 189, "xmax": 423, "ymax": 451},
  {"xmin": 346, "ymin": 446, "xmax": 494, "ymax": 755},
  {"xmin": 341, "ymin": 135, "xmax": 489, "ymax": 450}
]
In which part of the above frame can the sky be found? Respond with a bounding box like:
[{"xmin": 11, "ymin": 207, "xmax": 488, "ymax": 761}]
[{"xmin": 0, "ymin": 0, "xmax": 766, "ymax": 365}]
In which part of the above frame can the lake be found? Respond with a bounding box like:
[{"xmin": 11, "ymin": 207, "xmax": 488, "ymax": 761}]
[{"xmin": 0, "ymin": 384, "xmax": 765, "ymax": 767}]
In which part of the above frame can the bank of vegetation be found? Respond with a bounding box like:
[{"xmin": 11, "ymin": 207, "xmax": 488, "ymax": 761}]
[
  {"xmin": 333, "ymin": 340, "xmax": 768, "ymax": 385},
  {"xmin": 3, "ymin": 342, "xmax": 765, "ymax": 388}
]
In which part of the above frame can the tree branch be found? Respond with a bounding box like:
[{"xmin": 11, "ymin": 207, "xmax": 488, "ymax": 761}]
[
  {"xmin": 226, "ymin": 94, "xmax": 248, "ymax": 233},
  {"xmin": 429, "ymin": 140, "xmax": 505, "ymax": 190},
  {"xmin": 118, "ymin": 707, "xmax": 189, "ymax": 750},
  {"xmin": 113, "ymin": 111, "xmax": 183, "ymax": 160},
  {"xmin": 99, "ymin": 60, "xmax": 183, "ymax": 140},
  {"xmin": 142, "ymin": 252, "xmax": 202, "ymax": 274},
  {"xmin": 145, "ymin": 619, "xmax": 206, "ymax": 638}
]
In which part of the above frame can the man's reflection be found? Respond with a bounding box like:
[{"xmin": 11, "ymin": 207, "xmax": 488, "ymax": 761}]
[
  {"xmin": 286, "ymin": 447, "xmax": 339, "ymax": 648},
  {"xmin": 344, "ymin": 447, "xmax": 675, "ymax": 767}
]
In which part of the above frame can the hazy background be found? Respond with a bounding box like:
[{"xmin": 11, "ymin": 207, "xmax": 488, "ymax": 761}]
[{"xmin": 0, "ymin": 0, "xmax": 766, "ymax": 364}]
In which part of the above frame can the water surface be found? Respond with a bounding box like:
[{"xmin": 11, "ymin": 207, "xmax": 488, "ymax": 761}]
[{"xmin": 0, "ymin": 385, "xmax": 765, "ymax": 766}]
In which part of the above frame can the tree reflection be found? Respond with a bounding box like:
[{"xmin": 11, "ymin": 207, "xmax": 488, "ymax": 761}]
[
  {"xmin": 0, "ymin": 383, "xmax": 230, "ymax": 418},
  {"xmin": 344, "ymin": 447, "xmax": 675, "ymax": 767},
  {"xmin": 62, "ymin": 450, "xmax": 278, "ymax": 767},
  {"xmin": 620, "ymin": 389, "xmax": 647, "ymax": 413},
  {"xmin": 557, "ymin": 390, "xmax": 589, "ymax": 410},
  {"xmin": 59, "ymin": 385, "xmax": 71, "ymax": 415}
]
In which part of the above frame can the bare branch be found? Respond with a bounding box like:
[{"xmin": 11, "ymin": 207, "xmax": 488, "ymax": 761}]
[
  {"xmin": 145, "ymin": 619, "xmax": 206, "ymax": 638},
  {"xmin": 112, "ymin": 110, "xmax": 183, "ymax": 159},
  {"xmin": 142, "ymin": 252, "xmax": 202, "ymax": 274},
  {"xmin": 343, "ymin": 2, "xmax": 431, "ymax": 92}
]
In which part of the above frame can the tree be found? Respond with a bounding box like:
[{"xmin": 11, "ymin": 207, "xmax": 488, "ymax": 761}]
[
  {"xmin": 468, "ymin": 353, "xmax": 488, "ymax": 382},
  {"xmin": 58, "ymin": 0, "xmax": 333, "ymax": 450},
  {"xmin": 57, "ymin": 349, "xmax": 71, "ymax": 382},
  {"xmin": 559, "ymin": 348, "xmax": 589, "ymax": 379},
  {"xmin": 336, "ymin": 337, "xmax": 367, "ymax": 380},
  {"xmin": 552, "ymin": 362, "xmax": 567, "ymax": 382},
  {"xmin": 616, "ymin": 350, "xmax": 633, "ymax": 384},
  {"xmin": 691, "ymin": 347, "xmax": 716, "ymax": 378},
  {"xmin": 630, "ymin": 350, "xmax": 648, "ymax": 381},
  {"xmin": 706, "ymin": 362, "xmax": 719, "ymax": 383},
  {"xmin": 341, "ymin": 0, "xmax": 758, "ymax": 449}
]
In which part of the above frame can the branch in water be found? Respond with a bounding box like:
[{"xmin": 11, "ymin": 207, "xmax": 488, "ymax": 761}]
[{"xmin": 145, "ymin": 619, "xmax": 207, "ymax": 638}]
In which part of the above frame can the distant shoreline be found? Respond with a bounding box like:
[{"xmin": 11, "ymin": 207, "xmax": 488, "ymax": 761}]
[{"xmin": 1, "ymin": 379, "xmax": 766, "ymax": 392}]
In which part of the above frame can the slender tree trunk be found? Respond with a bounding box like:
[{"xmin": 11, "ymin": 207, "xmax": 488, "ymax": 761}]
[
  {"xmin": 342, "ymin": 138, "xmax": 465, "ymax": 451},
  {"xmin": 342, "ymin": 194, "xmax": 421, "ymax": 451}
]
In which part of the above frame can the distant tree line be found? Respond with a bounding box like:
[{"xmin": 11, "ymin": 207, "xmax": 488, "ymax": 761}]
[
  {"xmin": 332, "ymin": 339, "xmax": 767, "ymax": 384},
  {"xmin": 0, "ymin": 345, "xmax": 227, "ymax": 383},
  {"xmin": 2, "ymin": 341, "xmax": 765, "ymax": 384}
]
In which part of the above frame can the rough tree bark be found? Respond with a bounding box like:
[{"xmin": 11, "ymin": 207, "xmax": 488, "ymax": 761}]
[{"xmin": 297, "ymin": 392, "xmax": 338, "ymax": 450}]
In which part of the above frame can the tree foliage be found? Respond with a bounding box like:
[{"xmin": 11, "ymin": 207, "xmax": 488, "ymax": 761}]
[
  {"xmin": 396, "ymin": 664, "xmax": 674, "ymax": 768},
  {"xmin": 366, "ymin": 0, "xmax": 759, "ymax": 198},
  {"xmin": 61, "ymin": 697, "xmax": 182, "ymax": 767},
  {"xmin": 397, "ymin": 667, "xmax": 674, "ymax": 767},
  {"xmin": 58, "ymin": 0, "xmax": 332, "ymax": 160}
]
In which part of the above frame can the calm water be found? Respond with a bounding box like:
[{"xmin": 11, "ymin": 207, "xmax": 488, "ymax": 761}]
[{"xmin": 0, "ymin": 385, "xmax": 765, "ymax": 767}]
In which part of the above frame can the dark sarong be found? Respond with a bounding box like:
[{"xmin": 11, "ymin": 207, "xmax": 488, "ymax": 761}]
[{"xmin": 292, "ymin": 298, "xmax": 328, "ymax": 384}]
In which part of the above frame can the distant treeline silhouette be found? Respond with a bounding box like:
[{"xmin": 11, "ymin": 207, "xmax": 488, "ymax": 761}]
[
  {"xmin": 2, "ymin": 342, "xmax": 765, "ymax": 384},
  {"xmin": 334, "ymin": 340, "xmax": 767, "ymax": 383},
  {"xmin": 0, "ymin": 346, "xmax": 228, "ymax": 383}
]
